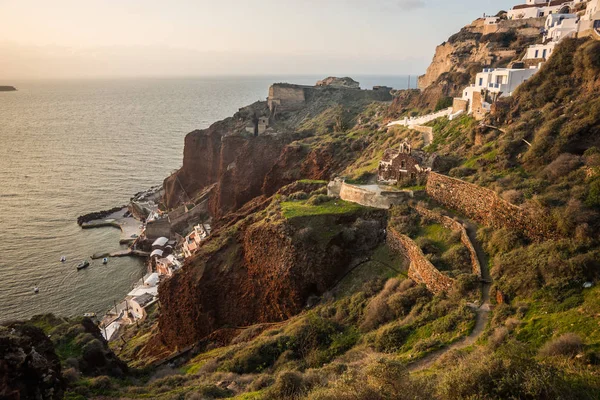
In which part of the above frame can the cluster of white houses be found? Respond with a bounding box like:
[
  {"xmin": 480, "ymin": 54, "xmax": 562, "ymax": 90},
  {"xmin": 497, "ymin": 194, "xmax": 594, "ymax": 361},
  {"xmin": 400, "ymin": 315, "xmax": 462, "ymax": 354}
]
[
  {"xmin": 101, "ymin": 219, "xmax": 212, "ymax": 340},
  {"xmin": 454, "ymin": 0, "xmax": 600, "ymax": 120}
]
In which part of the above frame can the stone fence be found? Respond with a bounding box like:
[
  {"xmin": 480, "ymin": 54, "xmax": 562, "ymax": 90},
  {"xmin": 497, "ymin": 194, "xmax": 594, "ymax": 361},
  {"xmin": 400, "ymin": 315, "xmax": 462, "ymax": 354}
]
[
  {"xmin": 328, "ymin": 180, "xmax": 413, "ymax": 209},
  {"xmin": 426, "ymin": 172, "xmax": 556, "ymax": 242},
  {"xmin": 412, "ymin": 205, "xmax": 482, "ymax": 278},
  {"xmin": 387, "ymin": 227, "xmax": 455, "ymax": 294}
]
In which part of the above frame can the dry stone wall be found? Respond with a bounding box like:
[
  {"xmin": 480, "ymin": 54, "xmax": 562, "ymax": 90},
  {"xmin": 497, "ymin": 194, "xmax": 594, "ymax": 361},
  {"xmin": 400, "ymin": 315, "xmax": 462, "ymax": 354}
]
[
  {"xmin": 412, "ymin": 205, "xmax": 482, "ymax": 277},
  {"xmin": 426, "ymin": 172, "xmax": 556, "ymax": 242},
  {"xmin": 387, "ymin": 227, "xmax": 455, "ymax": 294}
]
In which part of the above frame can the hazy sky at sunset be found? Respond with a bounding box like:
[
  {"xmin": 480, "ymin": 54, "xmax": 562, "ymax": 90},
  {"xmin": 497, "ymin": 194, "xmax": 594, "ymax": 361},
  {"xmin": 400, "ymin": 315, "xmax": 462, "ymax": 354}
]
[{"xmin": 0, "ymin": 0, "xmax": 515, "ymax": 79}]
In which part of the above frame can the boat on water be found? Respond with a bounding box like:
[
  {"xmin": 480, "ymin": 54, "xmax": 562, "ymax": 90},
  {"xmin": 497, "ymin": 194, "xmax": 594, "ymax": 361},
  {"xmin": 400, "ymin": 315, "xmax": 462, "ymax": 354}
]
[
  {"xmin": 102, "ymin": 257, "xmax": 109, "ymax": 264},
  {"xmin": 83, "ymin": 312, "xmax": 96, "ymax": 318},
  {"xmin": 33, "ymin": 287, "xmax": 39, "ymax": 294},
  {"xmin": 77, "ymin": 260, "xmax": 90, "ymax": 270},
  {"xmin": 60, "ymin": 256, "xmax": 66, "ymax": 262}
]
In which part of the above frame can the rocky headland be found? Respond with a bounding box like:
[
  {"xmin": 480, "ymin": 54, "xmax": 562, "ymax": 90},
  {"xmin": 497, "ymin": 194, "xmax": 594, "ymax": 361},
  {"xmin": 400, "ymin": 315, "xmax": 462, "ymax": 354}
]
[
  {"xmin": 0, "ymin": 86, "xmax": 17, "ymax": 91},
  {"xmin": 6, "ymin": 3, "xmax": 600, "ymax": 398}
]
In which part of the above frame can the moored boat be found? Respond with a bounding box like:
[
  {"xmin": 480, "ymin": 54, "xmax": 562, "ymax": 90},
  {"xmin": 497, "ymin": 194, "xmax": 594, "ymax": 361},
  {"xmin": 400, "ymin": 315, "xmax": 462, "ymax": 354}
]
[
  {"xmin": 102, "ymin": 257, "xmax": 108, "ymax": 264},
  {"xmin": 77, "ymin": 260, "xmax": 90, "ymax": 270}
]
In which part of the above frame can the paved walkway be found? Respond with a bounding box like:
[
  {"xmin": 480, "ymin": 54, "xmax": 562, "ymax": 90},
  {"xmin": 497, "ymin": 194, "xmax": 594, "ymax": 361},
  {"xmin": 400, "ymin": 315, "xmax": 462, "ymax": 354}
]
[{"xmin": 407, "ymin": 220, "xmax": 491, "ymax": 372}]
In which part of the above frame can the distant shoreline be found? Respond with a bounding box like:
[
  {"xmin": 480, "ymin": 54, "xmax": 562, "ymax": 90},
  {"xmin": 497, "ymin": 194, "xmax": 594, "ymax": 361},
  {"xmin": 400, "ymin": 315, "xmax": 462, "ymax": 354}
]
[{"xmin": 0, "ymin": 86, "xmax": 17, "ymax": 91}]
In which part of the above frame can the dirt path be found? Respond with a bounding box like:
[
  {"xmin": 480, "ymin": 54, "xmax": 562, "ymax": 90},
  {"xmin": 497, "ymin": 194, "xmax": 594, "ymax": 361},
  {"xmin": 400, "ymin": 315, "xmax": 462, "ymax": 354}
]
[{"xmin": 407, "ymin": 221, "xmax": 491, "ymax": 372}]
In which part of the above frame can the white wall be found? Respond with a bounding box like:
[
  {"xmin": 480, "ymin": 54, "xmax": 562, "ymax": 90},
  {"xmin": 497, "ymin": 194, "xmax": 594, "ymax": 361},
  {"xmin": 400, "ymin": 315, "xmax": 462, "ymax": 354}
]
[{"xmin": 524, "ymin": 42, "xmax": 556, "ymax": 60}]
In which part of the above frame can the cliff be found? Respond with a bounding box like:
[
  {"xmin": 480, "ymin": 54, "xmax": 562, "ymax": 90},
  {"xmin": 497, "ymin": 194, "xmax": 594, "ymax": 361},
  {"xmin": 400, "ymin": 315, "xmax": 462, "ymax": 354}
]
[
  {"xmin": 163, "ymin": 79, "xmax": 393, "ymax": 218},
  {"xmin": 0, "ymin": 322, "xmax": 64, "ymax": 400},
  {"xmin": 386, "ymin": 15, "xmax": 546, "ymax": 114},
  {"xmin": 155, "ymin": 185, "xmax": 387, "ymax": 349}
]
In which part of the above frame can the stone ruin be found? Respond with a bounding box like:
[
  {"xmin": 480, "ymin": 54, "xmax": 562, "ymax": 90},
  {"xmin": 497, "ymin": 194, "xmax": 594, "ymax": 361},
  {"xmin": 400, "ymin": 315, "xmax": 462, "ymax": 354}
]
[{"xmin": 378, "ymin": 141, "xmax": 437, "ymax": 185}]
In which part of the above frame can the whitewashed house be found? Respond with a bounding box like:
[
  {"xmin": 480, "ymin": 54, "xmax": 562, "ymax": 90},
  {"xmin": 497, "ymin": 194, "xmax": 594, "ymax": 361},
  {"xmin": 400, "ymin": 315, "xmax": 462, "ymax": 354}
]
[
  {"xmin": 577, "ymin": 0, "xmax": 600, "ymax": 34},
  {"xmin": 524, "ymin": 13, "xmax": 578, "ymax": 61},
  {"xmin": 508, "ymin": 0, "xmax": 573, "ymax": 20},
  {"xmin": 459, "ymin": 67, "xmax": 539, "ymax": 114}
]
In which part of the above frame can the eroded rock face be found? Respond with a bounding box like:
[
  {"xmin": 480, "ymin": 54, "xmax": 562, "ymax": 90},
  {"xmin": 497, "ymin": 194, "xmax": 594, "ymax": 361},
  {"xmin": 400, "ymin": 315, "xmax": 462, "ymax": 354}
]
[
  {"xmin": 0, "ymin": 324, "xmax": 64, "ymax": 400},
  {"xmin": 417, "ymin": 17, "xmax": 545, "ymax": 91},
  {"xmin": 156, "ymin": 205, "xmax": 387, "ymax": 349}
]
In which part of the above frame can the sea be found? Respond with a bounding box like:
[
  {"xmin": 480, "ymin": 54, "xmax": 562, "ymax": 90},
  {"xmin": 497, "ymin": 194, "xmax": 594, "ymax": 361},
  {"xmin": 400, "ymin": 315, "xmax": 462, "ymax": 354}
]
[{"xmin": 0, "ymin": 75, "xmax": 411, "ymax": 322}]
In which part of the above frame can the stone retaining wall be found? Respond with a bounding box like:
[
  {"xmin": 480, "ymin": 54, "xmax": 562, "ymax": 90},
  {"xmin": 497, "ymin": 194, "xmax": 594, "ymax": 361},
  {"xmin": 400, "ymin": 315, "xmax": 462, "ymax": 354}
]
[
  {"xmin": 328, "ymin": 181, "xmax": 413, "ymax": 209},
  {"xmin": 412, "ymin": 205, "xmax": 482, "ymax": 277},
  {"xmin": 426, "ymin": 172, "xmax": 555, "ymax": 242},
  {"xmin": 387, "ymin": 227, "xmax": 455, "ymax": 294}
]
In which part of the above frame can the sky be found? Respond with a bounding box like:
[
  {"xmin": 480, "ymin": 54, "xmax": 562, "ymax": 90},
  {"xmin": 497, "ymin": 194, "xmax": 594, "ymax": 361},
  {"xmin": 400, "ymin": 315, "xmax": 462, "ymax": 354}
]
[{"xmin": 0, "ymin": 0, "xmax": 516, "ymax": 79}]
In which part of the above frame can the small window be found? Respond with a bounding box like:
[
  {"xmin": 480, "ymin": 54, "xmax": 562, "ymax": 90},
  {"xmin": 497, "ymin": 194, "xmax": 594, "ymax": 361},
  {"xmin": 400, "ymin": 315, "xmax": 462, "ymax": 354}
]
[
  {"xmin": 535, "ymin": 50, "xmax": 539, "ymax": 58},
  {"xmin": 542, "ymin": 49, "xmax": 547, "ymax": 59},
  {"xmin": 400, "ymin": 160, "xmax": 406, "ymax": 169},
  {"xmin": 478, "ymin": 78, "xmax": 483, "ymax": 86}
]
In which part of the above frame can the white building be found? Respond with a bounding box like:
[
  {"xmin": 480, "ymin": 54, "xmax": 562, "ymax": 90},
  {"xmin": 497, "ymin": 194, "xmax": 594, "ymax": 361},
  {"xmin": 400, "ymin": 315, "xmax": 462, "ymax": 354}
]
[
  {"xmin": 545, "ymin": 13, "xmax": 578, "ymax": 41},
  {"xmin": 578, "ymin": 0, "xmax": 600, "ymax": 33},
  {"xmin": 459, "ymin": 67, "xmax": 539, "ymax": 114},
  {"xmin": 524, "ymin": 42, "xmax": 557, "ymax": 60},
  {"xmin": 508, "ymin": 0, "xmax": 573, "ymax": 20},
  {"xmin": 524, "ymin": 13, "xmax": 578, "ymax": 61}
]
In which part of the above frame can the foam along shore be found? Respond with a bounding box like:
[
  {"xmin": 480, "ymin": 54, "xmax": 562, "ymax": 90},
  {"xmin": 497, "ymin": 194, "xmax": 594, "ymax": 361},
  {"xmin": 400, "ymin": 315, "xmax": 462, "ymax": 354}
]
[{"xmin": 81, "ymin": 207, "xmax": 145, "ymax": 257}]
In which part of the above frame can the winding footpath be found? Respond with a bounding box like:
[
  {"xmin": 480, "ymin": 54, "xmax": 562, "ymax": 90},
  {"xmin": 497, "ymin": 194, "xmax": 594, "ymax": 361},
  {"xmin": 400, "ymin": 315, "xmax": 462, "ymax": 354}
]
[{"xmin": 408, "ymin": 220, "xmax": 491, "ymax": 372}]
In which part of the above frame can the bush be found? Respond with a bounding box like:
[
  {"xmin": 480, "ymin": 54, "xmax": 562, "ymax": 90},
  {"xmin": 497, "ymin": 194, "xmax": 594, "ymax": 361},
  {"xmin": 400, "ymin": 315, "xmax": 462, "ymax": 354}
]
[
  {"xmin": 221, "ymin": 336, "xmax": 287, "ymax": 374},
  {"xmin": 268, "ymin": 371, "xmax": 307, "ymax": 399},
  {"xmin": 437, "ymin": 344, "xmax": 574, "ymax": 399},
  {"xmin": 360, "ymin": 278, "xmax": 400, "ymax": 331},
  {"xmin": 374, "ymin": 323, "xmax": 414, "ymax": 353},
  {"xmin": 307, "ymin": 194, "xmax": 332, "ymax": 205},
  {"xmin": 434, "ymin": 96, "xmax": 453, "ymax": 112},
  {"xmin": 539, "ymin": 333, "xmax": 583, "ymax": 357},
  {"xmin": 289, "ymin": 191, "xmax": 309, "ymax": 201}
]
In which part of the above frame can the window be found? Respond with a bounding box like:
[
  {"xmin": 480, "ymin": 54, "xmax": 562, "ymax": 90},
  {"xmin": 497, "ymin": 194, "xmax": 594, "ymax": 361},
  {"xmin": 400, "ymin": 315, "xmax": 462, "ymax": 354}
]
[
  {"xmin": 400, "ymin": 160, "xmax": 406, "ymax": 169},
  {"xmin": 542, "ymin": 49, "xmax": 547, "ymax": 59},
  {"xmin": 478, "ymin": 78, "xmax": 483, "ymax": 86},
  {"xmin": 535, "ymin": 50, "xmax": 539, "ymax": 58}
]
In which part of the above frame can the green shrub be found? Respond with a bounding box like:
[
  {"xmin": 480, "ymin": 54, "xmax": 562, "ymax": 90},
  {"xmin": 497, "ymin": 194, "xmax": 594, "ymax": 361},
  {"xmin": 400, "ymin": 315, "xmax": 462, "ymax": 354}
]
[
  {"xmin": 539, "ymin": 333, "xmax": 583, "ymax": 358},
  {"xmin": 221, "ymin": 337, "xmax": 288, "ymax": 373},
  {"xmin": 375, "ymin": 323, "xmax": 414, "ymax": 353}
]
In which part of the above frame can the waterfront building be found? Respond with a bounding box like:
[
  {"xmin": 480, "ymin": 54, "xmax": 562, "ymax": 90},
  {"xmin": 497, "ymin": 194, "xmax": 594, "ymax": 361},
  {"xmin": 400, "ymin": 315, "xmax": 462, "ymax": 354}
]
[
  {"xmin": 156, "ymin": 254, "xmax": 182, "ymax": 277},
  {"xmin": 182, "ymin": 223, "xmax": 210, "ymax": 258}
]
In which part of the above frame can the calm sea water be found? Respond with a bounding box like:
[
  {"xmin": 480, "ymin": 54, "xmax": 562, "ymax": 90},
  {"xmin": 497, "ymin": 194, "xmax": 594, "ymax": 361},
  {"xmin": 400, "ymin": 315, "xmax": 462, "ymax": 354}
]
[{"xmin": 0, "ymin": 75, "xmax": 409, "ymax": 322}]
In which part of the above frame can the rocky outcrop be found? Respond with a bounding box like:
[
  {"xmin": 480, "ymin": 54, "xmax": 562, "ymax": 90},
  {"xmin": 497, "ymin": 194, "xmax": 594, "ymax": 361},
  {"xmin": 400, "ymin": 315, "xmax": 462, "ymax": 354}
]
[
  {"xmin": 156, "ymin": 203, "xmax": 387, "ymax": 349},
  {"xmin": 0, "ymin": 86, "xmax": 16, "ymax": 91},
  {"xmin": 399, "ymin": 16, "xmax": 546, "ymax": 112},
  {"xmin": 316, "ymin": 77, "xmax": 360, "ymax": 89},
  {"xmin": 418, "ymin": 17, "xmax": 545, "ymax": 91},
  {"xmin": 0, "ymin": 323, "xmax": 64, "ymax": 400}
]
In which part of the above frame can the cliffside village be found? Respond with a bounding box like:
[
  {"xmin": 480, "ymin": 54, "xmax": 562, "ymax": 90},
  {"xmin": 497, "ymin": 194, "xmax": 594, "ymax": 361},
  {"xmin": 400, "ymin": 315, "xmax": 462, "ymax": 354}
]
[
  {"xmin": 390, "ymin": 0, "xmax": 600, "ymax": 128},
  {"xmin": 100, "ymin": 194, "xmax": 212, "ymax": 340},
  {"xmin": 380, "ymin": 0, "xmax": 600, "ymax": 186}
]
